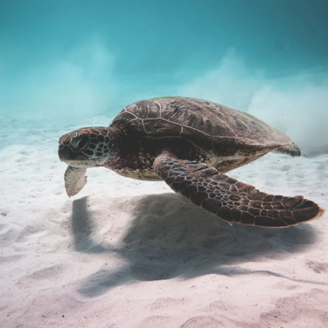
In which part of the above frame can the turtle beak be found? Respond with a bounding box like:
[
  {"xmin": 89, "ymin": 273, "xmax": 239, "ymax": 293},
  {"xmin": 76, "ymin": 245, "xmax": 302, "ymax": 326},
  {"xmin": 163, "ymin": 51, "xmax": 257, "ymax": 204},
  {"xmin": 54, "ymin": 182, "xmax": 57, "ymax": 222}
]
[
  {"xmin": 58, "ymin": 143, "xmax": 72, "ymax": 162},
  {"xmin": 58, "ymin": 142, "xmax": 91, "ymax": 166}
]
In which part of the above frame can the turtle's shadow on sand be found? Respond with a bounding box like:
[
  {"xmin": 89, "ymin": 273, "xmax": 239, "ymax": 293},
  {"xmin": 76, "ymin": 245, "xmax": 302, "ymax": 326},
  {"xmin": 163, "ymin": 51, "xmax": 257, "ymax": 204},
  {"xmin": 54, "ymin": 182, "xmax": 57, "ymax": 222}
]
[{"xmin": 71, "ymin": 193, "xmax": 319, "ymax": 297}]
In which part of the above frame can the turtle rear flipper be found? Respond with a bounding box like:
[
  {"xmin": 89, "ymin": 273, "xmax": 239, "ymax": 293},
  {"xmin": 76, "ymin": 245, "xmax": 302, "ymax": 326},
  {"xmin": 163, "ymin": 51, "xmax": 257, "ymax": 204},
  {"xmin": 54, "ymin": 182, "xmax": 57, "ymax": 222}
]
[
  {"xmin": 273, "ymin": 142, "xmax": 301, "ymax": 157},
  {"xmin": 154, "ymin": 153, "xmax": 324, "ymax": 228},
  {"xmin": 64, "ymin": 166, "xmax": 88, "ymax": 197}
]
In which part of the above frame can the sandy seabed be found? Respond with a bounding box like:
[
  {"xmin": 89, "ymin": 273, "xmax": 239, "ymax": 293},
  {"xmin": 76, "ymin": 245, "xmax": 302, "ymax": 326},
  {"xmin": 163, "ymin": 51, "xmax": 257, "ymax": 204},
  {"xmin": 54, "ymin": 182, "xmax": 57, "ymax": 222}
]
[{"xmin": 1, "ymin": 115, "xmax": 328, "ymax": 328}]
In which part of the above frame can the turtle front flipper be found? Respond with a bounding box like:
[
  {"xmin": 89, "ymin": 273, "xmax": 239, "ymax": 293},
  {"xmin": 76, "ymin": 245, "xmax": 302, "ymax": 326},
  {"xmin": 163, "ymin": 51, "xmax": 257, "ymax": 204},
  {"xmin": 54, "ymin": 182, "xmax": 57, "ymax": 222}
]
[
  {"xmin": 154, "ymin": 153, "xmax": 324, "ymax": 228},
  {"xmin": 64, "ymin": 166, "xmax": 88, "ymax": 197}
]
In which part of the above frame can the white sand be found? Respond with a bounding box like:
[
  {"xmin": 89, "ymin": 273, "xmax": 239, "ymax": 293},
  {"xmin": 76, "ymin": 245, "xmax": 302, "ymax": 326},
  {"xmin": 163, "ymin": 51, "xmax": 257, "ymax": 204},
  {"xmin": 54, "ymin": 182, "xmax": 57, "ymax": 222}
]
[{"xmin": 1, "ymin": 115, "xmax": 328, "ymax": 328}]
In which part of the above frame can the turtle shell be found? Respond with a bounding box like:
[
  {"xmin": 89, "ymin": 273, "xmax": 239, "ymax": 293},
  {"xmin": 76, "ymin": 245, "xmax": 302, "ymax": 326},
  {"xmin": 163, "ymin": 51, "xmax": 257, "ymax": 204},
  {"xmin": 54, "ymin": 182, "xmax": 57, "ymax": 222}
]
[{"xmin": 110, "ymin": 97, "xmax": 292, "ymax": 154}]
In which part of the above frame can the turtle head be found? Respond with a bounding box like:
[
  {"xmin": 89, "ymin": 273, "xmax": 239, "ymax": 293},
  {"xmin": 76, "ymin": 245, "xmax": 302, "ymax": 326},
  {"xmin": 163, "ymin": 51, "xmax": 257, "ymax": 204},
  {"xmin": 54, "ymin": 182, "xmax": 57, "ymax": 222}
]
[{"xmin": 58, "ymin": 127, "xmax": 112, "ymax": 167}]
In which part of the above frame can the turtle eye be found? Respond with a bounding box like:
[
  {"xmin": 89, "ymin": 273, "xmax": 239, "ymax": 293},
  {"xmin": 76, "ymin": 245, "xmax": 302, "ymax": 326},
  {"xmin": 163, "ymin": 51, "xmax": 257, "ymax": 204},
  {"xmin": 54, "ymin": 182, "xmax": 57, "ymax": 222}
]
[{"xmin": 70, "ymin": 133, "xmax": 89, "ymax": 150}]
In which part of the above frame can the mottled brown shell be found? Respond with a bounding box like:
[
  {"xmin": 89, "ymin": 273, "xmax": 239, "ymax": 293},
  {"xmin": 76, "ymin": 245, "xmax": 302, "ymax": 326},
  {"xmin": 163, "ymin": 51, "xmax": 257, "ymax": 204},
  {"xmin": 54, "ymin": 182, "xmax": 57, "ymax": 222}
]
[{"xmin": 110, "ymin": 97, "xmax": 292, "ymax": 153}]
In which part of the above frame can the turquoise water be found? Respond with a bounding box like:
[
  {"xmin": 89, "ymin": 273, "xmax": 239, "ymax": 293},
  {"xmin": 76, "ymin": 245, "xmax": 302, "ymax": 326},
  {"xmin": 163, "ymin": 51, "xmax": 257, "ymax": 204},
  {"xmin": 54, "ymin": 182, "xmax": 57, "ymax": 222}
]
[{"xmin": 1, "ymin": 0, "xmax": 328, "ymax": 148}]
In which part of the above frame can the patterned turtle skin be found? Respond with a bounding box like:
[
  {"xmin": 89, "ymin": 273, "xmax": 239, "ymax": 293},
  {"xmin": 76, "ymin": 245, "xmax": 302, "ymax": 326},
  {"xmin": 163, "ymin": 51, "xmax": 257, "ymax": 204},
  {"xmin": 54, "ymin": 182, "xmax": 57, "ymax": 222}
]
[{"xmin": 58, "ymin": 97, "xmax": 324, "ymax": 227}]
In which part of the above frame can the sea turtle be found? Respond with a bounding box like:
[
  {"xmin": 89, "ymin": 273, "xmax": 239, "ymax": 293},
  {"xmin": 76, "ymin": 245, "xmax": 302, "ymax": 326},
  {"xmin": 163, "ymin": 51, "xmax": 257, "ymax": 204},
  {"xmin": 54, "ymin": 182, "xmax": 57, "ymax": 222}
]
[{"xmin": 58, "ymin": 97, "xmax": 324, "ymax": 227}]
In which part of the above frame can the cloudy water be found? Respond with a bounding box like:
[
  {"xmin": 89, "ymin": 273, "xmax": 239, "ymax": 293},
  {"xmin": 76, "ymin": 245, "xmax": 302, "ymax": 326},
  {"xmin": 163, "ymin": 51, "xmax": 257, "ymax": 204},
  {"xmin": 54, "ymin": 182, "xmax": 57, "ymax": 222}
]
[{"xmin": 1, "ymin": 0, "xmax": 328, "ymax": 150}]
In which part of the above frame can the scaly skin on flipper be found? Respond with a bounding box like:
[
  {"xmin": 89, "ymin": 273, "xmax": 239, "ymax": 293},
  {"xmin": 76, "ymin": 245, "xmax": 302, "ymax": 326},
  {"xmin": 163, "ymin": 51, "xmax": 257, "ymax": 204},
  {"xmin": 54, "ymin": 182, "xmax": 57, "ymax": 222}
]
[
  {"xmin": 154, "ymin": 152, "xmax": 325, "ymax": 227},
  {"xmin": 64, "ymin": 166, "xmax": 87, "ymax": 197}
]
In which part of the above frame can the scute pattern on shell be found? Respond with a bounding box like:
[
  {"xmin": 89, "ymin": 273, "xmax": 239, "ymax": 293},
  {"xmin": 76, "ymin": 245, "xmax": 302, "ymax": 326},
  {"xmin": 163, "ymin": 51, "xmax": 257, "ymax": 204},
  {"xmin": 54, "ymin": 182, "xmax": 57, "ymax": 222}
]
[{"xmin": 111, "ymin": 97, "xmax": 292, "ymax": 151}]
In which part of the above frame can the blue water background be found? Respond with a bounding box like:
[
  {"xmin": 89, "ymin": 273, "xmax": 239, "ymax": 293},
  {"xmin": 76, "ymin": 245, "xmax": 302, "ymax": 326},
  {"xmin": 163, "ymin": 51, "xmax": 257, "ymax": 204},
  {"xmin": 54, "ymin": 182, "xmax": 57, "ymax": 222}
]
[{"xmin": 1, "ymin": 0, "xmax": 328, "ymax": 149}]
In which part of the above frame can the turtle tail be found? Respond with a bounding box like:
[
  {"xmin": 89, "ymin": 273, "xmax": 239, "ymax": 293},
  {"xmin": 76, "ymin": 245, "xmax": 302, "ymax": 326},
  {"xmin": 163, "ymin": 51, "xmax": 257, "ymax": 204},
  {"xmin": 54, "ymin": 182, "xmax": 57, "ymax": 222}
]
[{"xmin": 273, "ymin": 142, "xmax": 301, "ymax": 157}]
